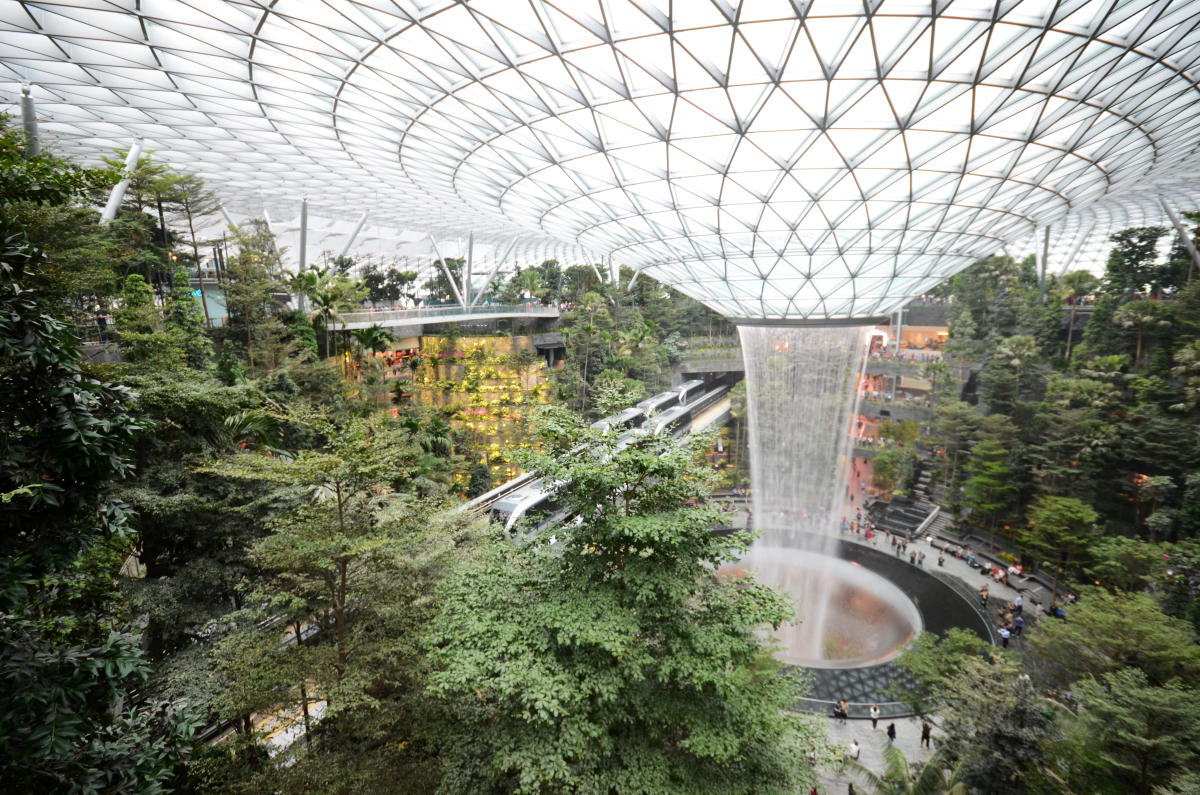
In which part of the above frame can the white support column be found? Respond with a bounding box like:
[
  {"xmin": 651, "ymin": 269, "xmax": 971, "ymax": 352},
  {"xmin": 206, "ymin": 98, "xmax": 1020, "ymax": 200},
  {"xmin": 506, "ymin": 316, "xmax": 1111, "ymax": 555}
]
[
  {"xmin": 218, "ymin": 203, "xmax": 235, "ymax": 228},
  {"xmin": 470, "ymin": 237, "xmax": 517, "ymax": 306},
  {"xmin": 100, "ymin": 138, "xmax": 143, "ymax": 224},
  {"xmin": 1057, "ymin": 220, "xmax": 1094, "ymax": 277},
  {"xmin": 1161, "ymin": 198, "xmax": 1199, "ymax": 285},
  {"xmin": 608, "ymin": 254, "xmax": 618, "ymax": 284},
  {"xmin": 263, "ymin": 209, "xmax": 276, "ymax": 236},
  {"xmin": 298, "ymin": 197, "xmax": 308, "ymax": 272},
  {"xmin": 19, "ymin": 85, "xmax": 40, "ymax": 156},
  {"xmin": 591, "ymin": 261, "xmax": 606, "ymax": 284},
  {"xmin": 428, "ymin": 234, "xmax": 465, "ymax": 306},
  {"xmin": 464, "ymin": 232, "xmax": 474, "ymax": 307},
  {"xmin": 340, "ymin": 210, "xmax": 369, "ymax": 258},
  {"xmin": 627, "ymin": 266, "xmax": 643, "ymax": 290}
]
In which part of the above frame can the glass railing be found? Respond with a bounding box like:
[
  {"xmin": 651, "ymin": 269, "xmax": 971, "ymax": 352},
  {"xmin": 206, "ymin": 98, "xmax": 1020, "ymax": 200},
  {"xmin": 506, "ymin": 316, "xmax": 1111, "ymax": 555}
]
[{"xmin": 339, "ymin": 303, "xmax": 561, "ymax": 326}]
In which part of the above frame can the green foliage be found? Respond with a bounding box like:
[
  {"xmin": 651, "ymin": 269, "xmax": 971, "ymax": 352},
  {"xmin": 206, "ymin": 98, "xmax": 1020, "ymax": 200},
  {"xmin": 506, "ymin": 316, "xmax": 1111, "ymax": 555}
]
[
  {"xmin": 165, "ymin": 267, "xmax": 212, "ymax": 368},
  {"xmin": 1066, "ymin": 668, "xmax": 1200, "ymax": 795},
  {"xmin": 893, "ymin": 628, "xmax": 991, "ymax": 716},
  {"xmin": 963, "ymin": 439, "xmax": 1016, "ymax": 534},
  {"xmin": 590, "ymin": 368, "xmax": 648, "ymax": 417},
  {"xmin": 429, "ymin": 413, "xmax": 821, "ymax": 793},
  {"xmin": 1027, "ymin": 589, "xmax": 1200, "ymax": 688},
  {"xmin": 872, "ymin": 447, "xmax": 917, "ymax": 494}
]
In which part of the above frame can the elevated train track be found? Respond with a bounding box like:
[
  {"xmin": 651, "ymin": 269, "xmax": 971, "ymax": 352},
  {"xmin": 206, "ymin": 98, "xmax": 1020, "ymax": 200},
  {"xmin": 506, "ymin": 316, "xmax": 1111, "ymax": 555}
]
[{"xmin": 460, "ymin": 378, "xmax": 734, "ymax": 533}]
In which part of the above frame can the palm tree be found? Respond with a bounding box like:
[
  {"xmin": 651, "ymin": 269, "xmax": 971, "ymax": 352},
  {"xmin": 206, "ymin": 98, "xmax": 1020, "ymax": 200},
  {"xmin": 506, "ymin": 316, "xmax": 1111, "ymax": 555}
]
[
  {"xmin": 351, "ymin": 324, "xmax": 396, "ymax": 357},
  {"xmin": 848, "ymin": 745, "xmax": 965, "ymax": 795},
  {"xmin": 515, "ymin": 268, "xmax": 543, "ymax": 302}
]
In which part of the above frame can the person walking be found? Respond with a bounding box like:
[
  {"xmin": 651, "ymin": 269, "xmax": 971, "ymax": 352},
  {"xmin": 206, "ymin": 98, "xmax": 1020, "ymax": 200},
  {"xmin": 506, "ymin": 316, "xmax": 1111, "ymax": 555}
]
[
  {"xmin": 886, "ymin": 722, "xmax": 896, "ymax": 744},
  {"xmin": 938, "ymin": 548, "xmax": 945, "ymax": 567},
  {"xmin": 920, "ymin": 721, "xmax": 932, "ymax": 750},
  {"xmin": 1013, "ymin": 615, "xmax": 1024, "ymax": 637},
  {"xmin": 999, "ymin": 626, "xmax": 1011, "ymax": 648},
  {"xmin": 869, "ymin": 703, "xmax": 880, "ymax": 729},
  {"xmin": 849, "ymin": 739, "xmax": 860, "ymax": 760},
  {"xmin": 1014, "ymin": 594, "xmax": 1023, "ymax": 615}
]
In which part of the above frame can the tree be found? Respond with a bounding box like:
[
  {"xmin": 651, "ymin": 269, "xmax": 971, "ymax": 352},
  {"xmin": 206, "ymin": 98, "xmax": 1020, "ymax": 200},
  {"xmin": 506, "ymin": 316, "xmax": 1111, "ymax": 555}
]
[
  {"xmin": 963, "ymin": 439, "xmax": 1017, "ymax": 551},
  {"xmin": 224, "ymin": 219, "xmax": 287, "ymax": 370},
  {"xmin": 0, "ymin": 128, "xmax": 195, "ymax": 789},
  {"xmin": 873, "ymin": 447, "xmax": 916, "ymax": 496},
  {"xmin": 1101, "ymin": 227, "xmax": 1168, "ymax": 297},
  {"xmin": 350, "ymin": 324, "xmax": 396, "ymax": 357},
  {"xmin": 589, "ymin": 369, "xmax": 647, "ymax": 417},
  {"xmin": 1113, "ymin": 300, "xmax": 1172, "ymax": 365},
  {"xmin": 1027, "ymin": 589, "xmax": 1200, "ymax": 688},
  {"xmin": 158, "ymin": 171, "xmax": 221, "ymax": 328},
  {"xmin": 428, "ymin": 413, "xmax": 823, "ymax": 793},
  {"xmin": 938, "ymin": 659, "xmax": 1059, "ymax": 795},
  {"xmin": 1057, "ymin": 270, "xmax": 1100, "ymax": 359},
  {"xmin": 849, "ymin": 745, "xmax": 965, "ymax": 795},
  {"xmin": 164, "ymin": 266, "xmax": 213, "ymax": 368},
  {"xmin": 1085, "ymin": 536, "xmax": 1164, "ymax": 593},
  {"xmin": 1067, "ymin": 669, "xmax": 1200, "ymax": 795},
  {"xmin": 893, "ymin": 628, "xmax": 991, "ymax": 716},
  {"xmin": 1019, "ymin": 495, "xmax": 1097, "ymax": 604}
]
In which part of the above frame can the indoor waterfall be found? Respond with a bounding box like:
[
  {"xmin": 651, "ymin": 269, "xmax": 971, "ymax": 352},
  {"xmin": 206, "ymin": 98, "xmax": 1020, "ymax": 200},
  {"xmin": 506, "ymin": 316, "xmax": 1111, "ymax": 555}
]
[{"xmin": 734, "ymin": 325, "xmax": 918, "ymax": 667}]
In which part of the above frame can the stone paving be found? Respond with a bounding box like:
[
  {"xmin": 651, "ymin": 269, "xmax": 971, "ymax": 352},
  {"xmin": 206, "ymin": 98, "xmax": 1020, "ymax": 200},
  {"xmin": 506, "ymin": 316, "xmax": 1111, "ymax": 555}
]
[
  {"xmin": 729, "ymin": 489, "xmax": 1045, "ymax": 792},
  {"xmin": 816, "ymin": 714, "xmax": 935, "ymax": 794}
]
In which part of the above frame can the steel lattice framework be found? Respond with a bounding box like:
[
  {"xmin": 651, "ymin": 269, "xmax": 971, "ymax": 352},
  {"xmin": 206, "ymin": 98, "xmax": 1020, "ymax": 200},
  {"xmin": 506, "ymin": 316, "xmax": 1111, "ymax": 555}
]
[{"xmin": 4, "ymin": 0, "xmax": 1200, "ymax": 319}]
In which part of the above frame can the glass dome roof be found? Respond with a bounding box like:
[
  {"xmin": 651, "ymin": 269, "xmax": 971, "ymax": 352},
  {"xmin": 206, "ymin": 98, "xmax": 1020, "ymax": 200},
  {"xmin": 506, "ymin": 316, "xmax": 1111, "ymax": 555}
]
[{"xmin": 4, "ymin": 0, "xmax": 1200, "ymax": 319}]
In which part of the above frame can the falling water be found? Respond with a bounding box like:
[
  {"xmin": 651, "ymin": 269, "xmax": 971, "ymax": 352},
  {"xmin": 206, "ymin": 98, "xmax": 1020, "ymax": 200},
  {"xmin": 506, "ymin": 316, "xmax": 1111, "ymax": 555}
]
[{"xmin": 736, "ymin": 324, "xmax": 917, "ymax": 667}]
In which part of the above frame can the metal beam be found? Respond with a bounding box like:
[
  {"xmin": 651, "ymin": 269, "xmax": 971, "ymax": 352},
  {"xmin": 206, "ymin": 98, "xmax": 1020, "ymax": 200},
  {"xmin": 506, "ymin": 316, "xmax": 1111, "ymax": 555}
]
[
  {"xmin": 1057, "ymin": 219, "xmax": 1094, "ymax": 277},
  {"xmin": 428, "ymin": 234, "xmax": 465, "ymax": 306},
  {"xmin": 627, "ymin": 266, "xmax": 644, "ymax": 290},
  {"xmin": 19, "ymin": 85, "xmax": 40, "ymax": 156},
  {"xmin": 470, "ymin": 237, "xmax": 518, "ymax": 306},
  {"xmin": 218, "ymin": 203, "xmax": 234, "ymax": 228},
  {"xmin": 100, "ymin": 138, "xmax": 143, "ymax": 224},
  {"xmin": 464, "ymin": 232, "xmax": 474, "ymax": 306},
  {"xmin": 1162, "ymin": 198, "xmax": 1199, "ymax": 285},
  {"xmin": 339, "ymin": 210, "xmax": 369, "ymax": 257}
]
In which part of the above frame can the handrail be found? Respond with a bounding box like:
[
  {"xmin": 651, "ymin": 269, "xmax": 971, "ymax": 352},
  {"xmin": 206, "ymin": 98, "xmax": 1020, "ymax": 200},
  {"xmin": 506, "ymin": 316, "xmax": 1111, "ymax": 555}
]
[{"xmin": 340, "ymin": 303, "xmax": 560, "ymax": 326}]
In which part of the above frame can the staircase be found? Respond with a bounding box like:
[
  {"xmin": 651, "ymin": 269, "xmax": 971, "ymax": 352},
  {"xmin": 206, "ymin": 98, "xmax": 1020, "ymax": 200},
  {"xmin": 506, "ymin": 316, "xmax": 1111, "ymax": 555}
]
[{"xmin": 870, "ymin": 458, "xmax": 944, "ymax": 538}]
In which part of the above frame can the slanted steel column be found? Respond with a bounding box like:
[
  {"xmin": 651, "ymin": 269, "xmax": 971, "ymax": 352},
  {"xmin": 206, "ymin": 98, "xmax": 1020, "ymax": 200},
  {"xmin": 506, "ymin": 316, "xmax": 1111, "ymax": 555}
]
[
  {"xmin": 19, "ymin": 85, "xmax": 40, "ymax": 156},
  {"xmin": 1162, "ymin": 198, "xmax": 1199, "ymax": 285},
  {"xmin": 895, "ymin": 306, "xmax": 904, "ymax": 353},
  {"xmin": 1057, "ymin": 220, "xmax": 1094, "ymax": 277},
  {"xmin": 218, "ymin": 203, "xmax": 234, "ymax": 228},
  {"xmin": 428, "ymin": 234, "xmax": 465, "ymax": 306},
  {"xmin": 464, "ymin": 232, "xmax": 474, "ymax": 306},
  {"xmin": 470, "ymin": 237, "xmax": 517, "ymax": 306},
  {"xmin": 627, "ymin": 266, "xmax": 643, "ymax": 290},
  {"xmin": 100, "ymin": 138, "xmax": 143, "ymax": 224},
  {"xmin": 340, "ymin": 210, "xmax": 369, "ymax": 258}
]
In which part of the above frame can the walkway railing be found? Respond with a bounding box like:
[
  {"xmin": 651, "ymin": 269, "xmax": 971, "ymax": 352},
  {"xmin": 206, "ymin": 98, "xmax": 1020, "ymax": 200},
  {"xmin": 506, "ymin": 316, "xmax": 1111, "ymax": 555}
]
[{"xmin": 339, "ymin": 303, "xmax": 560, "ymax": 328}]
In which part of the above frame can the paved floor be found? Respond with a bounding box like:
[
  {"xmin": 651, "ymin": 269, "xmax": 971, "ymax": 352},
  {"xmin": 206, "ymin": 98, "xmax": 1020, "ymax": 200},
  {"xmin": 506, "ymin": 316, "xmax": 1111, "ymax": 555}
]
[
  {"xmin": 817, "ymin": 715, "xmax": 935, "ymax": 794},
  {"xmin": 730, "ymin": 488, "xmax": 1041, "ymax": 791}
]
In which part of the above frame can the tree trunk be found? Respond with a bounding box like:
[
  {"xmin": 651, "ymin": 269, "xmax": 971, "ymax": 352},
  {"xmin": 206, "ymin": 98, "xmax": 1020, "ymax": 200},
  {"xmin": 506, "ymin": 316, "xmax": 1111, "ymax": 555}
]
[
  {"xmin": 294, "ymin": 621, "xmax": 312, "ymax": 750},
  {"xmin": 185, "ymin": 200, "xmax": 212, "ymax": 328},
  {"xmin": 1065, "ymin": 303, "xmax": 1077, "ymax": 359}
]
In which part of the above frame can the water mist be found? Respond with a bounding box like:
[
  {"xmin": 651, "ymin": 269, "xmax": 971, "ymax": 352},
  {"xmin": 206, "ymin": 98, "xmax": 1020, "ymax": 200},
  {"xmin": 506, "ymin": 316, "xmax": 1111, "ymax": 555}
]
[{"xmin": 734, "ymin": 325, "xmax": 919, "ymax": 667}]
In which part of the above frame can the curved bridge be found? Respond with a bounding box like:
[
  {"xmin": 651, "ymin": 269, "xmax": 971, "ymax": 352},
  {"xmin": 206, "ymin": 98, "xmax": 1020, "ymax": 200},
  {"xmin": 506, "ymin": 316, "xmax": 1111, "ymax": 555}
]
[{"xmin": 337, "ymin": 303, "xmax": 560, "ymax": 331}]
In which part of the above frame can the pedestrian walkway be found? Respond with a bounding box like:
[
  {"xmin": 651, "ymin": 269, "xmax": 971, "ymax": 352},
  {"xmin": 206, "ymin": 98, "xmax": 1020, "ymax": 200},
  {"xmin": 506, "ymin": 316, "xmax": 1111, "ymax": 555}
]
[{"xmin": 817, "ymin": 715, "xmax": 934, "ymax": 794}]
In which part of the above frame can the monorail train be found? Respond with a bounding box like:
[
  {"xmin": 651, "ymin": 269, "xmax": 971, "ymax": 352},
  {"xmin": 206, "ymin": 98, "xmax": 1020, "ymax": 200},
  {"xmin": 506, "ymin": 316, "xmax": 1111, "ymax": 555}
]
[{"xmin": 492, "ymin": 385, "xmax": 731, "ymax": 534}]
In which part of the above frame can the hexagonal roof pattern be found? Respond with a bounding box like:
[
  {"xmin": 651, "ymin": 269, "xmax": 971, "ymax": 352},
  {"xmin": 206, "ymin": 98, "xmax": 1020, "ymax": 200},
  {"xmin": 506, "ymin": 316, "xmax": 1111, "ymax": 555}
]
[{"xmin": 3, "ymin": 0, "xmax": 1200, "ymax": 319}]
